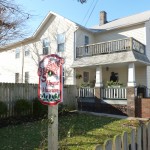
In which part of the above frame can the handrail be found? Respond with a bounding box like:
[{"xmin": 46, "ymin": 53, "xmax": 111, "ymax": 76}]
[
  {"xmin": 76, "ymin": 37, "xmax": 145, "ymax": 58},
  {"xmin": 102, "ymin": 87, "xmax": 127, "ymax": 100}
]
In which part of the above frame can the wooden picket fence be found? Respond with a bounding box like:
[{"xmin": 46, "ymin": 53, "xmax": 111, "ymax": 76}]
[
  {"xmin": 0, "ymin": 83, "xmax": 77, "ymax": 118},
  {"xmin": 0, "ymin": 83, "xmax": 38, "ymax": 118},
  {"xmin": 95, "ymin": 122, "xmax": 150, "ymax": 150}
]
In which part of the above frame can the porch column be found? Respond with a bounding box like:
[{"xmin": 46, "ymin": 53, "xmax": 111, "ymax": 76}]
[
  {"xmin": 127, "ymin": 63, "xmax": 136, "ymax": 87},
  {"xmin": 127, "ymin": 63, "xmax": 136, "ymax": 117},
  {"xmin": 95, "ymin": 66, "xmax": 103, "ymax": 100}
]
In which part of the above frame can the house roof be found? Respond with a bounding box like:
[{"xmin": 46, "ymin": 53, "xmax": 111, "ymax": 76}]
[
  {"xmin": 0, "ymin": 11, "xmax": 80, "ymax": 50},
  {"xmin": 71, "ymin": 51, "xmax": 150, "ymax": 68},
  {"xmin": 1, "ymin": 10, "xmax": 150, "ymax": 50},
  {"xmin": 91, "ymin": 10, "xmax": 150, "ymax": 31}
]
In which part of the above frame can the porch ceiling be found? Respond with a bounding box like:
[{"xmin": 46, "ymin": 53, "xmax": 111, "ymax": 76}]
[{"xmin": 72, "ymin": 51, "xmax": 150, "ymax": 68}]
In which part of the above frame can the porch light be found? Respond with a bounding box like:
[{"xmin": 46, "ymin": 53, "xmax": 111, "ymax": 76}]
[{"xmin": 106, "ymin": 67, "xmax": 109, "ymax": 71}]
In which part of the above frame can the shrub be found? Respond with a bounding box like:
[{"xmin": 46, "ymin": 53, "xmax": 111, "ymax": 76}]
[
  {"xmin": 32, "ymin": 98, "xmax": 48, "ymax": 117},
  {"xmin": 58, "ymin": 104, "xmax": 71, "ymax": 115},
  {"xmin": 14, "ymin": 99, "xmax": 32, "ymax": 116},
  {"xmin": 0, "ymin": 101, "xmax": 7, "ymax": 115}
]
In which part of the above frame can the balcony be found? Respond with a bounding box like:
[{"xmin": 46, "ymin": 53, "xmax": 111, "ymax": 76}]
[{"xmin": 76, "ymin": 37, "xmax": 145, "ymax": 58}]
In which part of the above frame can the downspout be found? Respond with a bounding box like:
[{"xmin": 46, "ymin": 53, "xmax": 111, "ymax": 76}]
[
  {"xmin": 73, "ymin": 27, "xmax": 78, "ymax": 85},
  {"xmin": 21, "ymin": 43, "xmax": 24, "ymax": 83}
]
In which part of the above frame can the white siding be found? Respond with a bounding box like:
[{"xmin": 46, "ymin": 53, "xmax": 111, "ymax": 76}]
[
  {"xmin": 76, "ymin": 28, "xmax": 95, "ymax": 47},
  {"xmin": 0, "ymin": 15, "xmax": 77, "ymax": 84},
  {"xmin": 95, "ymin": 24, "xmax": 146, "ymax": 44}
]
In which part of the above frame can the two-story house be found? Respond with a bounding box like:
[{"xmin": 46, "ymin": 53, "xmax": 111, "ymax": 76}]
[{"xmin": 0, "ymin": 10, "xmax": 150, "ymax": 117}]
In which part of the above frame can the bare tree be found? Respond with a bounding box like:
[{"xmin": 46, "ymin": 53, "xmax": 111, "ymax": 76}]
[
  {"xmin": 78, "ymin": 0, "xmax": 87, "ymax": 3},
  {"xmin": 0, "ymin": 0, "xmax": 30, "ymax": 46}
]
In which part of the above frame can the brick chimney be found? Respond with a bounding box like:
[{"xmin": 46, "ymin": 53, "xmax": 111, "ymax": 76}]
[{"xmin": 100, "ymin": 11, "xmax": 107, "ymax": 25}]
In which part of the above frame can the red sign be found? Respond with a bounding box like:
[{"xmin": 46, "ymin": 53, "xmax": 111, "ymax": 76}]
[{"xmin": 38, "ymin": 54, "xmax": 64, "ymax": 106}]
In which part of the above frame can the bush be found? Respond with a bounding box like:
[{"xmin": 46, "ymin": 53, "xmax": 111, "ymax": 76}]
[
  {"xmin": 32, "ymin": 98, "xmax": 48, "ymax": 117},
  {"xmin": 58, "ymin": 104, "xmax": 71, "ymax": 115},
  {"xmin": 14, "ymin": 99, "xmax": 32, "ymax": 116},
  {"xmin": 0, "ymin": 101, "xmax": 7, "ymax": 115}
]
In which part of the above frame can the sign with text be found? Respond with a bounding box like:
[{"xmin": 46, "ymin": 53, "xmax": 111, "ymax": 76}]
[{"xmin": 38, "ymin": 54, "xmax": 64, "ymax": 106}]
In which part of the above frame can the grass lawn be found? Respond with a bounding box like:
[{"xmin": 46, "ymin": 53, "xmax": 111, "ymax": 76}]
[{"xmin": 0, "ymin": 112, "xmax": 139, "ymax": 150}]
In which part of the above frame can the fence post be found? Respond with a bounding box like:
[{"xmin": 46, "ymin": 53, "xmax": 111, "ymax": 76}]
[
  {"xmin": 113, "ymin": 135, "xmax": 121, "ymax": 150},
  {"xmin": 122, "ymin": 132, "xmax": 129, "ymax": 150},
  {"xmin": 142, "ymin": 124, "xmax": 147, "ymax": 150},
  {"xmin": 137, "ymin": 126, "xmax": 142, "ymax": 150},
  {"xmin": 103, "ymin": 139, "xmax": 112, "ymax": 150},
  {"xmin": 130, "ymin": 129, "xmax": 136, "ymax": 150}
]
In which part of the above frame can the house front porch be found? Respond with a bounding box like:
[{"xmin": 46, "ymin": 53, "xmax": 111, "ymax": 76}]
[{"xmin": 74, "ymin": 62, "xmax": 149, "ymax": 117}]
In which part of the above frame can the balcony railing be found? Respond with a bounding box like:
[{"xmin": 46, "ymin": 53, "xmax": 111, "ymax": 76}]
[{"xmin": 76, "ymin": 37, "xmax": 145, "ymax": 58}]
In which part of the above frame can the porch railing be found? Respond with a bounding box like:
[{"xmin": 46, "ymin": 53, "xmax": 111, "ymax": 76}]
[
  {"xmin": 102, "ymin": 87, "xmax": 127, "ymax": 100},
  {"xmin": 77, "ymin": 87, "xmax": 127, "ymax": 100},
  {"xmin": 76, "ymin": 37, "xmax": 145, "ymax": 58},
  {"xmin": 78, "ymin": 88, "xmax": 95, "ymax": 97}
]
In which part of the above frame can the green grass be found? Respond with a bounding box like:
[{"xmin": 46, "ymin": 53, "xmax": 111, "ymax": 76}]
[{"xmin": 0, "ymin": 113, "xmax": 139, "ymax": 150}]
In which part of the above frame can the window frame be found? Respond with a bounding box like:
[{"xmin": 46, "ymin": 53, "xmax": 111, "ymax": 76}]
[
  {"xmin": 84, "ymin": 35, "xmax": 89, "ymax": 45},
  {"xmin": 15, "ymin": 48, "xmax": 20, "ymax": 58},
  {"xmin": 15, "ymin": 73, "xmax": 19, "ymax": 83},
  {"xmin": 57, "ymin": 32, "xmax": 65, "ymax": 52},
  {"xmin": 24, "ymin": 46, "xmax": 30, "ymax": 57},
  {"xmin": 25, "ymin": 72, "xmax": 29, "ymax": 83},
  {"xmin": 83, "ymin": 71, "xmax": 89, "ymax": 83},
  {"xmin": 42, "ymin": 38, "xmax": 50, "ymax": 55}
]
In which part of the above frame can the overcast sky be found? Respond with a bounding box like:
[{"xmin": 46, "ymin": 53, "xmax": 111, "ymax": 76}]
[{"xmin": 15, "ymin": 0, "xmax": 150, "ymax": 35}]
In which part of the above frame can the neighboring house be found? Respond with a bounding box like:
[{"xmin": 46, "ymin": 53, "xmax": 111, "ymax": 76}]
[
  {"xmin": 0, "ymin": 10, "xmax": 150, "ymax": 97},
  {"xmin": 0, "ymin": 12, "xmax": 77, "ymax": 85}
]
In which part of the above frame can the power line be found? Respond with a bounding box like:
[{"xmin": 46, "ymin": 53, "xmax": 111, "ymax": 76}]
[
  {"xmin": 84, "ymin": 0, "xmax": 99, "ymax": 27},
  {"xmin": 82, "ymin": 0, "xmax": 96, "ymax": 24}
]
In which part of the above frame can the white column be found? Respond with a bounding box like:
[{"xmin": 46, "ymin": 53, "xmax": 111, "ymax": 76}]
[
  {"xmin": 127, "ymin": 63, "xmax": 136, "ymax": 87},
  {"xmin": 95, "ymin": 66, "xmax": 103, "ymax": 87}
]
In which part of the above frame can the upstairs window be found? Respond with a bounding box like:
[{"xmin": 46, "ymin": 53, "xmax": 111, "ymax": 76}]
[
  {"xmin": 25, "ymin": 72, "xmax": 29, "ymax": 83},
  {"xmin": 84, "ymin": 36, "xmax": 89, "ymax": 53},
  {"xmin": 15, "ymin": 48, "xmax": 20, "ymax": 58},
  {"xmin": 24, "ymin": 46, "xmax": 30, "ymax": 56},
  {"xmin": 85, "ymin": 36, "xmax": 89, "ymax": 45},
  {"xmin": 15, "ymin": 73, "xmax": 19, "ymax": 83},
  {"xmin": 57, "ymin": 33, "xmax": 65, "ymax": 52},
  {"xmin": 42, "ymin": 38, "xmax": 49, "ymax": 55}
]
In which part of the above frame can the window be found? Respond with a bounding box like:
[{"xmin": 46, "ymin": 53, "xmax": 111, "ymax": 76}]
[
  {"xmin": 57, "ymin": 33, "xmax": 65, "ymax": 52},
  {"xmin": 25, "ymin": 72, "xmax": 29, "ymax": 83},
  {"xmin": 24, "ymin": 47, "xmax": 30, "ymax": 56},
  {"xmin": 84, "ymin": 36, "xmax": 89, "ymax": 53},
  {"xmin": 15, "ymin": 48, "xmax": 20, "ymax": 58},
  {"xmin": 42, "ymin": 38, "xmax": 49, "ymax": 55},
  {"xmin": 83, "ymin": 72, "xmax": 89, "ymax": 82},
  {"xmin": 15, "ymin": 73, "xmax": 19, "ymax": 83},
  {"xmin": 85, "ymin": 36, "xmax": 89, "ymax": 45}
]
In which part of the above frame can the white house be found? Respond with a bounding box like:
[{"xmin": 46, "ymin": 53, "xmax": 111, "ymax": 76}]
[{"xmin": 1, "ymin": 10, "xmax": 150, "ymax": 97}]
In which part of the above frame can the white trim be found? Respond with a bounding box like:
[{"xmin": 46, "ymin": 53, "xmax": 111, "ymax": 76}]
[{"xmin": 101, "ymin": 99, "xmax": 127, "ymax": 105}]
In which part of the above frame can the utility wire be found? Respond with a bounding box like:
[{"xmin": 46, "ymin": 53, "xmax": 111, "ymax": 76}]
[
  {"xmin": 82, "ymin": 0, "xmax": 95, "ymax": 23},
  {"xmin": 84, "ymin": 0, "xmax": 99, "ymax": 27}
]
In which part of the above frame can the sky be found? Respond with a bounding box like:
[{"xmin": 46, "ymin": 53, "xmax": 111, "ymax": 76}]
[{"xmin": 15, "ymin": 0, "xmax": 150, "ymax": 35}]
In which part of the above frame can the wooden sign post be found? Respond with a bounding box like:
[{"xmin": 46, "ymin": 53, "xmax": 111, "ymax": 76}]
[{"xmin": 38, "ymin": 54, "xmax": 64, "ymax": 150}]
